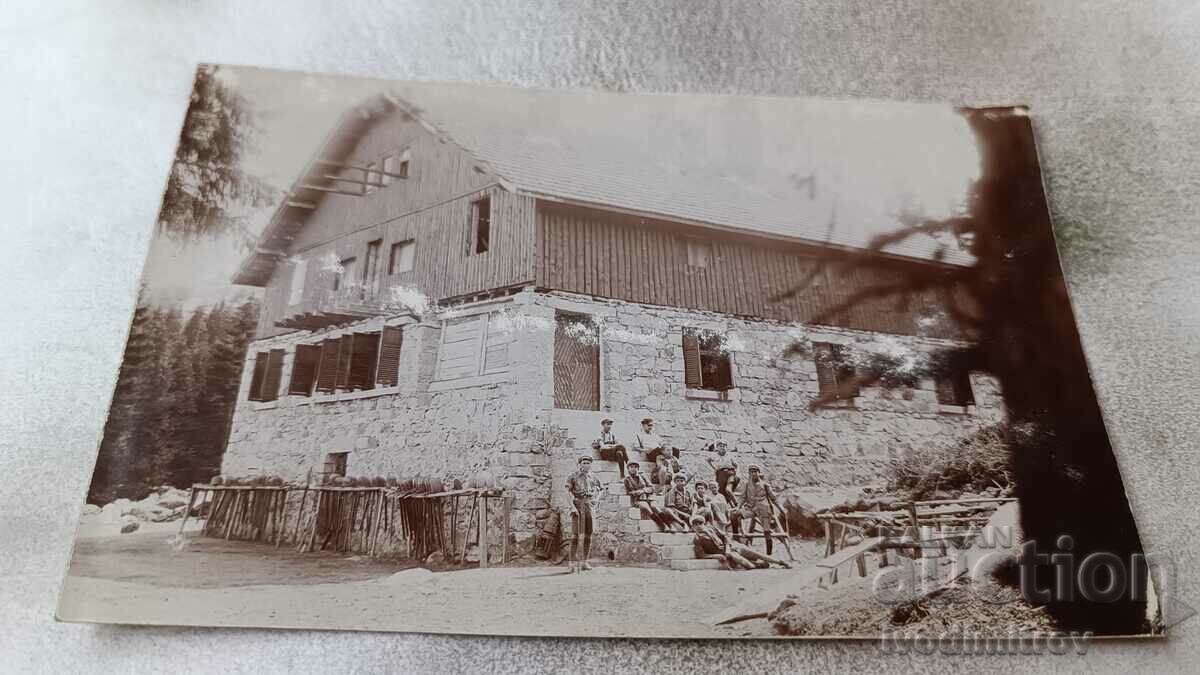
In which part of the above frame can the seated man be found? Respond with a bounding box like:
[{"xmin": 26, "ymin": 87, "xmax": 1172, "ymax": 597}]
[
  {"xmin": 591, "ymin": 417, "xmax": 629, "ymax": 478},
  {"xmin": 634, "ymin": 418, "xmax": 680, "ymax": 465},
  {"xmin": 662, "ymin": 472, "xmax": 695, "ymax": 526},
  {"xmin": 696, "ymin": 481, "xmax": 730, "ymax": 528},
  {"xmin": 691, "ymin": 514, "xmax": 791, "ymax": 570},
  {"xmin": 623, "ymin": 461, "xmax": 684, "ymax": 531},
  {"xmin": 652, "ymin": 452, "xmax": 680, "ymax": 488},
  {"xmin": 731, "ymin": 464, "xmax": 781, "ymax": 555}
]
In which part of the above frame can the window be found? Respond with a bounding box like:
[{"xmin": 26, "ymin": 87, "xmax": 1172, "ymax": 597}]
[
  {"xmin": 813, "ymin": 342, "xmax": 860, "ymax": 402},
  {"xmin": 247, "ymin": 349, "xmax": 285, "ymax": 402},
  {"xmin": 376, "ymin": 326, "xmax": 404, "ymax": 387},
  {"xmin": 308, "ymin": 328, "xmax": 404, "ymax": 395},
  {"xmin": 554, "ymin": 312, "xmax": 600, "ymax": 410},
  {"xmin": 388, "ymin": 240, "xmax": 415, "ymax": 274},
  {"xmin": 333, "ymin": 257, "xmax": 356, "ymax": 292},
  {"xmin": 288, "ymin": 258, "xmax": 307, "ymax": 306},
  {"xmin": 682, "ymin": 329, "xmax": 734, "ymax": 391},
  {"xmin": 364, "ymin": 161, "xmax": 378, "ymax": 193},
  {"xmin": 471, "ymin": 197, "xmax": 491, "ymax": 254},
  {"xmin": 288, "ymin": 344, "xmax": 322, "ymax": 396},
  {"xmin": 397, "ymin": 149, "xmax": 410, "ymax": 178},
  {"xmin": 435, "ymin": 312, "xmax": 512, "ymax": 381},
  {"xmin": 936, "ymin": 366, "xmax": 975, "ymax": 407},
  {"xmin": 685, "ymin": 239, "xmax": 712, "ymax": 268},
  {"xmin": 323, "ymin": 452, "xmax": 348, "ymax": 479},
  {"xmin": 363, "ymin": 240, "xmax": 382, "ymax": 297}
]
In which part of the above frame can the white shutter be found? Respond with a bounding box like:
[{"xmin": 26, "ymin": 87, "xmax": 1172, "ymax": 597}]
[{"xmin": 288, "ymin": 259, "xmax": 307, "ymax": 306}]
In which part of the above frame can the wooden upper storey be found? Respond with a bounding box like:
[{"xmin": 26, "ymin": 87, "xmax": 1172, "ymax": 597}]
[{"xmin": 244, "ymin": 97, "xmax": 966, "ymax": 340}]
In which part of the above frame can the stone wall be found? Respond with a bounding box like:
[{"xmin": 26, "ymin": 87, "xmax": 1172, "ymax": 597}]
[{"xmin": 221, "ymin": 289, "xmax": 1005, "ymax": 561}]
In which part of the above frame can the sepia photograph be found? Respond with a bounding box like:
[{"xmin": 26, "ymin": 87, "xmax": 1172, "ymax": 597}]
[{"xmin": 56, "ymin": 65, "xmax": 1156, "ymax": 641}]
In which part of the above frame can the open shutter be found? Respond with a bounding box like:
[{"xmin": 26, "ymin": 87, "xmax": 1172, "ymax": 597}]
[
  {"xmin": 289, "ymin": 344, "xmax": 321, "ymax": 396},
  {"xmin": 376, "ymin": 326, "xmax": 403, "ymax": 387},
  {"xmin": 335, "ymin": 336, "xmax": 354, "ymax": 390},
  {"xmin": 261, "ymin": 349, "xmax": 285, "ymax": 402},
  {"xmin": 682, "ymin": 331, "xmax": 703, "ymax": 389},
  {"xmin": 248, "ymin": 351, "xmax": 269, "ymax": 401},
  {"xmin": 349, "ymin": 332, "xmax": 380, "ymax": 390},
  {"xmin": 315, "ymin": 338, "xmax": 340, "ymax": 393},
  {"xmin": 813, "ymin": 343, "xmax": 838, "ymax": 398},
  {"xmin": 831, "ymin": 344, "xmax": 860, "ymax": 399}
]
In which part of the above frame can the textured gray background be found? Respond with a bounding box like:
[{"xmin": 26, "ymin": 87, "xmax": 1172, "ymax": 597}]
[{"xmin": 2, "ymin": 1, "xmax": 1198, "ymax": 672}]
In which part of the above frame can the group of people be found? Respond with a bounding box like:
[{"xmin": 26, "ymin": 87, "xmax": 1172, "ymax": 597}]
[{"xmin": 565, "ymin": 417, "xmax": 790, "ymax": 572}]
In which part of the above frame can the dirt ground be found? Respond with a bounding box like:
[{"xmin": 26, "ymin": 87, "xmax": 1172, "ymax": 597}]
[{"xmin": 59, "ymin": 530, "xmax": 829, "ymax": 638}]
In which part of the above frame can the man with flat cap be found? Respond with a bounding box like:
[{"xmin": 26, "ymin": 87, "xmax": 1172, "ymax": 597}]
[
  {"xmin": 591, "ymin": 417, "xmax": 629, "ymax": 478},
  {"xmin": 733, "ymin": 464, "xmax": 782, "ymax": 556},
  {"xmin": 565, "ymin": 455, "xmax": 603, "ymax": 572},
  {"xmin": 634, "ymin": 417, "xmax": 680, "ymax": 466},
  {"xmin": 623, "ymin": 461, "xmax": 684, "ymax": 531}
]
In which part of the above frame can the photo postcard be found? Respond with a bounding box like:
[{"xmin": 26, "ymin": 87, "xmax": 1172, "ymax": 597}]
[{"xmin": 57, "ymin": 65, "xmax": 1159, "ymax": 642}]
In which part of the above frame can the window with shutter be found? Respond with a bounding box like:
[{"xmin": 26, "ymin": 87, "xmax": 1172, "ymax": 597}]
[
  {"xmin": 288, "ymin": 344, "xmax": 322, "ymax": 396},
  {"xmin": 683, "ymin": 329, "xmax": 733, "ymax": 392},
  {"xmin": 260, "ymin": 349, "xmax": 285, "ymax": 402},
  {"xmin": 248, "ymin": 351, "xmax": 270, "ymax": 401},
  {"xmin": 335, "ymin": 337, "xmax": 354, "ymax": 390},
  {"xmin": 936, "ymin": 365, "xmax": 975, "ymax": 406},
  {"xmin": 813, "ymin": 342, "xmax": 859, "ymax": 402},
  {"xmin": 349, "ymin": 332, "xmax": 380, "ymax": 390},
  {"xmin": 376, "ymin": 326, "xmax": 404, "ymax": 387},
  {"xmin": 682, "ymin": 332, "xmax": 703, "ymax": 389},
  {"xmin": 435, "ymin": 312, "xmax": 513, "ymax": 382},
  {"xmin": 315, "ymin": 338, "xmax": 340, "ymax": 393},
  {"xmin": 388, "ymin": 240, "xmax": 415, "ymax": 274}
]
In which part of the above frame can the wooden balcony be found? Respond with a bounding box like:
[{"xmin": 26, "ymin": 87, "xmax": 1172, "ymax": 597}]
[{"xmin": 274, "ymin": 287, "xmax": 392, "ymax": 331}]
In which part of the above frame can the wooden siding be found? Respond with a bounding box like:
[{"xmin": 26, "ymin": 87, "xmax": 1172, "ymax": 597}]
[
  {"xmin": 254, "ymin": 111, "xmax": 538, "ymax": 338},
  {"xmin": 535, "ymin": 202, "xmax": 964, "ymax": 338}
]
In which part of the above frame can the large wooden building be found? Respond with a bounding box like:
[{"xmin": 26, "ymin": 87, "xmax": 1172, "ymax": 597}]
[{"xmin": 223, "ymin": 84, "xmax": 1001, "ymax": 560}]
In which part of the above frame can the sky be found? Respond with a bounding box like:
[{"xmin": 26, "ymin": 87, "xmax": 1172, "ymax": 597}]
[{"xmin": 137, "ymin": 67, "xmax": 981, "ymax": 311}]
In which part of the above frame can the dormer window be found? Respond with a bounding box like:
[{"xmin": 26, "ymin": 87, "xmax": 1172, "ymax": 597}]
[{"xmin": 471, "ymin": 197, "xmax": 491, "ymax": 255}]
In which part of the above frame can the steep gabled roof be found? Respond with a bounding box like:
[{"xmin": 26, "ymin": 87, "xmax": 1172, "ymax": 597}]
[{"xmin": 236, "ymin": 83, "xmax": 973, "ymax": 286}]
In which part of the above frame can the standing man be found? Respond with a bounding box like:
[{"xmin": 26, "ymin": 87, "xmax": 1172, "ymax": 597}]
[
  {"xmin": 592, "ymin": 418, "xmax": 629, "ymax": 478},
  {"xmin": 733, "ymin": 464, "xmax": 781, "ymax": 556},
  {"xmin": 705, "ymin": 441, "xmax": 739, "ymax": 506},
  {"xmin": 566, "ymin": 455, "xmax": 603, "ymax": 572},
  {"xmin": 624, "ymin": 461, "xmax": 684, "ymax": 531}
]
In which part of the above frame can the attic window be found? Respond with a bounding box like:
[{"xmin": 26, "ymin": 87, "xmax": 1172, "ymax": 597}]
[
  {"xmin": 471, "ymin": 197, "xmax": 491, "ymax": 255},
  {"xmin": 382, "ymin": 149, "xmax": 410, "ymax": 185},
  {"xmin": 686, "ymin": 239, "xmax": 712, "ymax": 268}
]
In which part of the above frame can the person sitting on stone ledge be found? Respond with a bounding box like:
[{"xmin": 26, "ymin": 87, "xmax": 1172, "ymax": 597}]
[
  {"xmin": 652, "ymin": 452, "xmax": 680, "ymax": 488},
  {"xmin": 693, "ymin": 481, "xmax": 730, "ymax": 528},
  {"xmin": 591, "ymin": 417, "xmax": 629, "ymax": 478},
  {"xmin": 691, "ymin": 514, "xmax": 791, "ymax": 570},
  {"xmin": 623, "ymin": 461, "xmax": 684, "ymax": 531},
  {"xmin": 704, "ymin": 481, "xmax": 732, "ymax": 528},
  {"xmin": 663, "ymin": 472, "xmax": 695, "ymax": 527},
  {"xmin": 633, "ymin": 418, "xmax": 680, "ymax": 465}
]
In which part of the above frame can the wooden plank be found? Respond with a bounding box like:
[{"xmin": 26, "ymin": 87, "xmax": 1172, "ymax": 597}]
[
  {"xmin": 816, "ymin": 536, "xmax": 885, "ymax": 570},
  {"xmin": 708, "ymin": 564, "xmax": 828, "ymax": 626}
]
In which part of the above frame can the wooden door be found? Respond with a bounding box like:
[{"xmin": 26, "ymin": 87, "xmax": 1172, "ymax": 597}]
[{"xmin": 554, "ymin": 312, "xmax": 600, "ymax": 410}]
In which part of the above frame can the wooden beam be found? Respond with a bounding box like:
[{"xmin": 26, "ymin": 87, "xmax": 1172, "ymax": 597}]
[
  {"xmin": 285, "ymin": 200, "xmax": 317, "ymax": 209},
  {"xmin": 297, "ymin": 184, "xmax": 365, "ymax": 196},
  {"xmin": 322, "ymin": 174, "xmax": 386, "ymax": 188},
  {"xmin": 314, "ymin": 158, "xmax": 408, "ymax": 179}
]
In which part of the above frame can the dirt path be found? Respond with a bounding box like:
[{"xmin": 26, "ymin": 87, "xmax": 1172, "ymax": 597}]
[{"xmin": 59, "ymin": 532, "xmax": 826, "ymax": 638}]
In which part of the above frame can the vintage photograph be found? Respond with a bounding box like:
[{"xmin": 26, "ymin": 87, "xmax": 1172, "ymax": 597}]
[{"xmin": 57, "ymin": 65, "xmax": 1156, "ymax": 639}]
